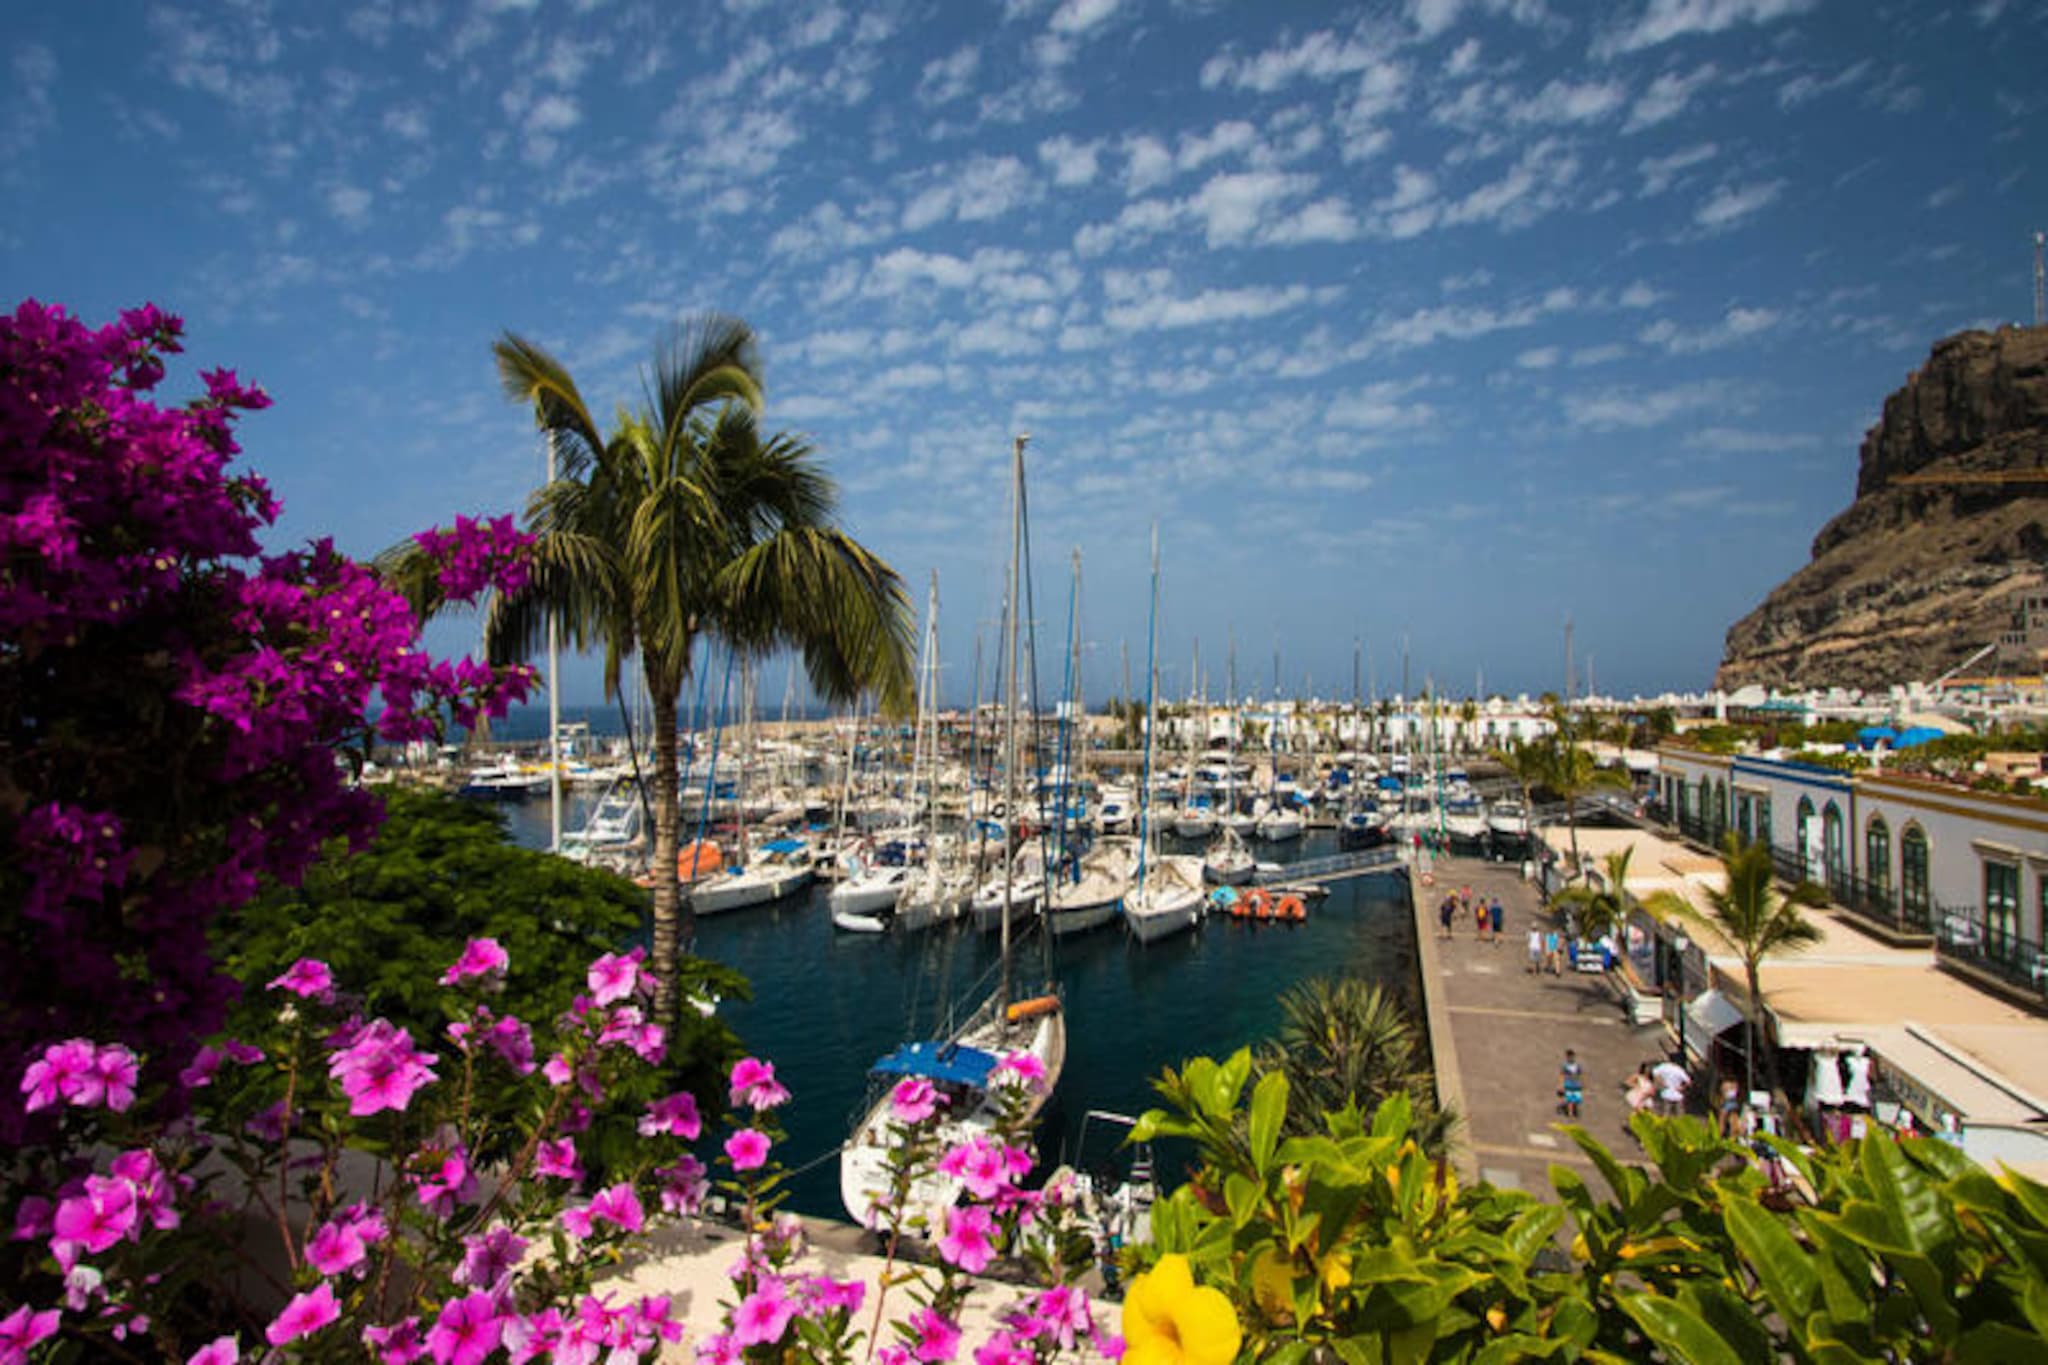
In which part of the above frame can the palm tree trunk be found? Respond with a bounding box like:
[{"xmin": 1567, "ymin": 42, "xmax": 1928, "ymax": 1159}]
[
  {"xmin": 1743, "ymin": 960, "xmax": 1762, "ymax": 1102},
  {"xmin": 648, "ymin": 685, "xmax": 684, "ymax": 1023}
]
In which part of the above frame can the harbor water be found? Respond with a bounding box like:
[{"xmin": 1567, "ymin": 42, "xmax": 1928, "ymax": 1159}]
[{"xmin": 503, "ymin": 798, "xmax": 1418, "ymax": 1218}]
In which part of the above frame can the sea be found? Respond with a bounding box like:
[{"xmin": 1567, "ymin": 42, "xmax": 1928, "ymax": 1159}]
[{"xmin": 499, "ymin": 794, "xmax": 1420, "ymax": 1219}]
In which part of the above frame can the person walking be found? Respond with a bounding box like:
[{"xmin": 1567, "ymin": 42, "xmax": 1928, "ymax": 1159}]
[
  {"xmin": 1653, "ymin": 1057, "xmax": 1690, "ymax": 1118},
  {"xmin": 1718, "ymin": 1075, "xmax": 1743, "ymax": 1138},
  {"xmin": 1488, "ymin": 896, "xmax": 1504, "ymax": 944},
  {"xmin": 1623, "ymin": 1062, "xmax": 1656, "ymax": 1135},
  {"xmin": 1526, "ymin": 926, "xmax": 1543, "ymax": 974},
  {"xmin": 1559, "ymin": 1049, "xmax": 1584, "ymax": 1118},
  {"xmin": 1438, "ymin": 895, "xmax": 1455, "ymax": 940},
  {"xmin": 1543, "ymin": 927, "xmax": 1562, "ymax": 975}
]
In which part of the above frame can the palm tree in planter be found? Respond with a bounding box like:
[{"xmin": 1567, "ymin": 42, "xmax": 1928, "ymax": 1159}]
[
  {"xmin": 1254, "ymin": 976, "xmax": 1456, "ymax": 1156},
  {"xmin": 1541, "ymin": 711, "xmax": 1630, "ymax": 884},
  {"xmin": 1646, "ymin": 834, "xmax": 1827, "ymax": 1101},
  {"xmin": 391, "ymin": 317, "xmax": 915, "ymax": 1022},
  {"xmin": 1550, "ymin": 845, "xmax": 1638, "ymax": 948}
]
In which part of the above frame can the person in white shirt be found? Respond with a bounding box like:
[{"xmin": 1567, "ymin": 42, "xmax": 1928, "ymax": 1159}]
[{"xmin": 1652, "ymin": 1058, "xmax": 1690, "ymax": 1117}]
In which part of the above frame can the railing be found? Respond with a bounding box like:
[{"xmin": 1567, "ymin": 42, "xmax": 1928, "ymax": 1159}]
[
  {"xmin": 1935, "ymin": 904, "xmax": 2048, "ymax": 1003},
  {"xmin": 1256, "ymin": 848, "xmax": 1402, "ymax": 886}
]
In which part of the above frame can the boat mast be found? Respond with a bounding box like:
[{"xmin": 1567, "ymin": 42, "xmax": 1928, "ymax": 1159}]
[
  {"xmin": 1134, "ymin": 525, "xmax": 1160, "ymax": 891},
  {"xmin": 545, "ymin": 429, "xmax": 562, "ymax": 853},
  {"xmin": 1000, "ymin": 435, "xmax": 1027, "ymax": 1019}
]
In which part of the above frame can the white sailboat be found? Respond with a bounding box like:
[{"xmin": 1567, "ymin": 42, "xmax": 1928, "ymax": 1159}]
[
  {"xmin": 1123, "ymin": 529, "xmax": 1204, "ymax": 945},
  {"xmin": 840, "ymin": 434, "xmax": 1065, "ymax": 1231},
  {"xmin": 1202, "ymin": 823, "xmax": 1256, "ymax": 885},
  {"xmin": 894, "ymin": 573, "xmax": 974, "ymax": 933}
]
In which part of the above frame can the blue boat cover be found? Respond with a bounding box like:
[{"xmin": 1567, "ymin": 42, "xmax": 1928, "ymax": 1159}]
[
  {"xmin": 1894, "ymin": 726, "xmax": 1945, "ymax": 750},
  {"xmin": 761, "ymin": 838, "xmax": 806, "ymax": 853},
  {"xmin": 869, "ymin": 1042, "xmax": 999, "ymax": 1089},
  {"xmin": 1377, "ymin": 775, "xmax": 1404, "ymax": 791}
]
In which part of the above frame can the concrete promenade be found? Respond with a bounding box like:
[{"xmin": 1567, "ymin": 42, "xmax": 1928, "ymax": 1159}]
[{"xmin": 1411, "ymin": 853, "xmax": 1676, "ymax": 1194}]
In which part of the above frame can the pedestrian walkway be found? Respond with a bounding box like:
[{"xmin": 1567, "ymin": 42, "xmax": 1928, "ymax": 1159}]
[{"xmin": 1411, "ymin": 855, "xmax": 1675, "ymax": 1194}]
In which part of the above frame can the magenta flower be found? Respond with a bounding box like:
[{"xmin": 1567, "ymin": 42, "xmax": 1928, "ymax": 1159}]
[
  {"xmin": 455, "ymin": 1225, "xmax": 527, "ymax": 1291},
  {"xmin": 803, "ymin": 1275, "xmax": 866, "ymax": 1314},
  {"xmin": 0, "ymin": 1306, "xmax": 60, "ymax": 1360},
  {"xmin": 654, "ymin": 1154, "xmax": 709, "ymax": 1215},
  {"xmin": 267, "ymin": 958, "xmax": 334, "ymax": 999},
  {"xmin": 590, "ymin": 1182, "xmax": 645, "ymax": 1233},
  {"xmin": 327, "ymin": 1018, "xmax": 438, "ymax": 1117},
  {"xmin": 731, "ymin": 1281, "xmax": 797, "ymax": 1347},
  {"xmin": 938, "ymin": 1203, "xmax": 998, "ymax": 1274},
  {"xmin": 265, "ymin": 1282, "xmax": 340, "ymax": 1346},
  {"xmin": 727, "ymin": 1056, "xmax": 789, "ymax": 1111},
  {"xmin": 695, "ymin": 1332, "xmax": 741, "ymax": 1365},
  {"xmin": 21, "ymin": 1039, "xmax": 94, "ymax": 1111},
  {"xmin": 541, "ymin": 1052, "xmax": 573, "ymax": 1087},
  {"xmin": 889, "ymin": 1076, "xmax": 945, "ymax": 1124},
  {"xmin": 994, "ymin": 1051, "xmax": 1048, "ymax": 1089},
  {"xmin": 486, "ymin": 1015, "xmax": 536, "ymax": 1074},
  {"xmin": 534, "ymin": 1137, "xmax": 583, "ymax": 1182},
  {"xmin": 638, "ymin": 1091, "xmax": 703, "ymax": 1139},
  {"xmin": 304, "ymin": 1219, "xmax": 368, "ymax": 1277},
  {"xmin": 939, "ymin": 1134, "xmax": 1029, "ymax": 1201},
  {"xmin": 724, "ymin": 1128, "xmax": 771, "ymax": 1172},
  {"xmin": 185, "ymin": 1336, "xmax": 239, "ymax": 1365},
  {"xmin": 91, "ymin": 1044, "xmax": 140, "ymax": 1112},
  {"xmin": 412, "ymin": 1148, "xmax": 476, "ymax": 1218},
  {"xmin": 52, "ymin": 1175, "xmax": 139, "ymax": 1255},
  {"xmin": 586, "ymin": 950, "xmax": 641, "ymax": 1005},
  {"xmin": 973, "ymin": 1331, "xmax": 1035, "ymax": 1365},
  {"xmin": 362, "ymin": 1317, "xmax": 425, "ymax": 1365},
  {"xmin": 439, "ymin": 937, "xmax": 509, "ymax": 986},
  {"xmin": 426, "ymin": 1292, "xmax": 503, "ymax": 1365},
  {"xmin": 909, "ymin": 1307, "xmax": 962, "ymax": 1363}
]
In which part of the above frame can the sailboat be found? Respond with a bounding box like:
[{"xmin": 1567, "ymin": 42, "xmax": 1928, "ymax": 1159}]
[
  {"xmin": 1122, "ymin": 529, "xmax": 1206, "ymax": 945},
  {"xmin": 840, "ymin": 435, "xmax": 1065, "ymax": 1231},
  {"xmin": 895, "ymin": 573, "xmax": 974, "ymax": 933}
]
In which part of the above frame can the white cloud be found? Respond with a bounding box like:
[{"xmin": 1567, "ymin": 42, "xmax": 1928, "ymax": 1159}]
[
  {"xmin": 1122, "ymin": 135, "xmax": 1175, "ymax": 194},
  {"xmin": 1563, "ymin": 380, "xmax": 1734, "ymax": 429},
  {"xmin": 1328, "ymin": 378, "xmax": 1433, "ymax": 431},
  {"xmin": 2, "ymin": 44, "xmax": 57, "ymax": 168},
  {"xmin": 1049, "ymin": 0, "xmax": 1121, "ymax": 35},
  {"xmin": 1926, "ymin": 182, "xmax": 1963, "ymax": 209},
  {"xmin": 525, "ymin": 94, "xmax": 581, "ymax": 133},
  {"xmin": 1625, "ymin": 64, "xmax": 1716, "ymax": 130},
  {"xmin": 1187, "ymin": 170, "xmax": 1315, "ymax": 244},
  {"xmin": 1411, "ymin": 0, "xmax": 1465, "ymax": 38},
  {"xmin": 1618, "ymin": 280, "xmax": 1665, "ymax": 308},
  {"xmin": 1638, "ymin": 304, "xmax": 1781, "ymax": 353},
  {"xmin": 1637, "ymin": 141, "xmax": 1717, "ymax": 194},
  {"xmin": 1516, "ymin": 346, "xmax": 1560, "ymax": 368},
  {"xmin": 1594, "ymin": 0, "xmax": 1819, "ymax": 59},
  {"xmin": 1513, "ymin": 78, "xmax": 1627, "ymax": 125},
  {"xmin": 382, "ymin": 106, "xmax": 429, "ymax": 140},
  {"xmin": 900, "ymin": 155, "xmax": 1038, "ymax": 230},
  {"xmin": 1571, "ymin": 343, "xmax": 1631, "ymax": 366},
  {"xmin": 1443, "ymin": 37, "xmax": 1481, "ymax": 76},
  {"xmin": 917, "ymin": 45, "xmax": 981, "ymax": 105},
  {"xmin": 1038, "ymin": 135, "xmax": 1102, "ymax": 186},
  {"xmin": 769, "ymin": 199, "xmax": 895, "ymax": 258},
  {"xmin": 1694, "ymin": 178, "xmax": 1784, "ymax": 229},
  {"xmin": 327, "ymin": 183, "xmax": 374, "ymax": 225},
  {"xmin": 1777, "ymin": 60, "xmax": 1870, "ymax": 109},
  {"xmin": 1442, "ymin": 137, "xmax": 1580, "ymax": 228},
  {"xmin": 1200, "ymin": 28, "xmax": 1388, "ymax": 93},
  {"xmin": 1101, "ymin": 269, "xmax": 1324, "ymax": 331}
]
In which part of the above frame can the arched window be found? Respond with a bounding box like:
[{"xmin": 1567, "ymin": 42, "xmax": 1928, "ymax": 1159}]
[
  {"xmin": 1796, "ymin": 797, "xmax": 1817, "ymax": 881},
  {"xmin": 1822, "ymin": 802, "xmax": 1846, "ymax": 897},
  {"xmin": 1866, "ymin": 816, "xmax": 1891, "ymax": 899},
  {"xmin": 1901, "ymin": 825, "xmax": 1930, "ymax": 928}
]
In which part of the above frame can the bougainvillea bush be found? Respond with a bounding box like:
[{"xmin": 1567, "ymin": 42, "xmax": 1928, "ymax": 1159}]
[{"xmin": 0, "ymin": 299, "xmax": 534, "ymax": 1140}]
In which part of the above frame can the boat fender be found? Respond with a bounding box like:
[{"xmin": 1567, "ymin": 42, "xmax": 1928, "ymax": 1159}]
[
  {"xmin": 1277, "ymin": 894, "xmax": 1305, "ymax": 921},
  {"xmin": 1006, "ymin": 995, "xmax": 1061, "ymax": 1022}
]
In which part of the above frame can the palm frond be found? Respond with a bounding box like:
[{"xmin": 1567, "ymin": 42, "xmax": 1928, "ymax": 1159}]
[
  {"xmin": 711, "ymin": 527, "xmax": 916, "ymax": 714},
  {"xmin": 494, "ymin": 333, "xmax": 609, "ymax": 481},
  {"xmin": 650, "ymin": 314, "xmax": 763, "ymax": 461}
]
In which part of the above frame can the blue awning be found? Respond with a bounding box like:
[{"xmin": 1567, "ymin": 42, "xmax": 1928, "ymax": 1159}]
[
  {"xmin": 1858, "ymin": 726, "xmax": 1897, "ymax": 742},
  {"xmin": 1894, "ymin": 727, "xmax": 1944, "ymax": 749},
  {"xmin": 869, "ymin": 1042, "xmax": 999, "ymax": 1089}
]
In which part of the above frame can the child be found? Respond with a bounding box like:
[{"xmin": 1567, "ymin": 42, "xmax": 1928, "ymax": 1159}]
[
  {"xmin": 1488, "ymin": 897, "xmax": 1504, "ymax": 943},
  {"xmin": 1560, "ymin": 1049, "xmax": 1584, "ymax": 1118}
]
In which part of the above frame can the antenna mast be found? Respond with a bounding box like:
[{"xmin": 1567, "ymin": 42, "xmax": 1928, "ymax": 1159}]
[{"xmin": 2034, "ymin": 230, "xmax": 2045, "ymax": 328}]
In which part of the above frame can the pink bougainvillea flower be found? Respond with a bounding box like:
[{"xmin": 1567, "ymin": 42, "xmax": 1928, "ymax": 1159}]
[
  {"xmin": 654, "ymin": 1155, "xmax": 709, "ymax": 1215},
  {"xmin": 541, "ymin": 1052, "xmax": 573, "ymax": 1087},
  {"xmin": 265, "ymin": 1282, "xmax": 340, "ymax": 1347},
  {"xmin": 695, "ymin": 1332, "xmax": 740, "ymax": 1365},
  {"xmin": 938, "ymin": 1204, "xmax": 998, "ymax": 1274},
  {"xmin": 362, "ymin": 1317, "xmax": 425, "ymax": 1365},
  {"xmin": 455, "ymin": 1225, "xmax": 527, "ymax": 1292},
  {"xmin": 485, "ymin": 1015, "xmax": 536, "ymax": 1074},
  {"xmin": 938, "ymin": 1134, "xmax": 1029, "ymax": 1202},
  {"xmin": 21, "ymin": 1039, "xmax": 94, "ymax": 1111},
  {"xmin": 559, "ymin": 1206, "xmax": 596, "ymax": 1241},
  {"xmin": 909, "ymin": 1307, "xmax": 962, "ymax": 1363},
  {"xmin": 728, "ymin": 1057, "xmax": 789, "ymax": 1111},
  {"xmin": 439, "ymin": 937, "xmax": 509, "ymax": 986},
  {"xmin": 92, "ymin": 1044, "xmax": 139, "ymax": 1112},
  {"xmin": 327, "ymin": 1018, "xmax": 437, "ymax": 1117},
  {"xmin": 972, "ymin": 1330, "xmax": 1034, "ymax": 1365},
  {"xmin": 724, "ymin": 1128, "xmax": 770, "ymax": 1172},
  {"xmin": 411, "ymin": 1148, "xmax": 475, "ymax": 1218},
  {"xmin": 426, "ymin": 1292, "xmax": 503, "ymax": 1365},
  {"xmin": 586, "ymin": 950, "xmax": 641, "ymax": 1005},
  {"xmin": 534, "ymin": 1137, "xmax": 583, "ymax": 1183},
  {"xmin": 802, "ymin": 1275, "xmax": 866, "ymax": 1314},
  {"xmin": 890, "ymin": 1076, "xmax": 944, "ymax": 1124},
  {"xmin": 638, "ymin": 1091, "xmax": 702, "ymax": 1139},
  {"xmin": 731, "ymin": 1281, "xmax": 797, "ymax": 1348},
  {"xmin": 185, "ymin": 1335, "xmax": 239, "ymax": 1365},
  {"xmin": 0, "ymin": 1305, "xmax": 61, "ymax": 1360},
  {"xmin": 267, "ymin": 958, "xmax": 334, "ymax": 1000}
]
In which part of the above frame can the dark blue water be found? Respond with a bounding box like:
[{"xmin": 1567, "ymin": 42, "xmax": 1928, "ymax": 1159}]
[{"xmin": 502, "ymin": 801, "xmax": 1417, "ymax": 1217}]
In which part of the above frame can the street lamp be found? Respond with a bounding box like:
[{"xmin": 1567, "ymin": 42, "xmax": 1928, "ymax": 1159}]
[{"xmin": 1671, "ymin": 931, "xmax": 1691, "ymax": 1066}]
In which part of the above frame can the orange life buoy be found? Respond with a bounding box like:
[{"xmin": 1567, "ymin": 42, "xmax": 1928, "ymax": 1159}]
[
  {"xmin": 1005, "ymin": 995, "xmax": 1060, "ymax": 1022},
  {"xmin": 1277, "ymin": 894, "xmax": 1305, "ymax": 921}
]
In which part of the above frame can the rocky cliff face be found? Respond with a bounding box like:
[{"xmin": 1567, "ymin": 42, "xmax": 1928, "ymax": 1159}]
[{"xmin": 1716, "ymin": 326, "xmax": 2048, "ymax": 691}]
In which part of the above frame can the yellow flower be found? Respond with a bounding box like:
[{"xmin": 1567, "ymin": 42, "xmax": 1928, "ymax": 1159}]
[{"xmin": 1123, "ymin": 1254, "xmax": 1243, "ymax": 1365}]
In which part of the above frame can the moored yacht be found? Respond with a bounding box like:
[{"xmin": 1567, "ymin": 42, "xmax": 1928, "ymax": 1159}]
[{"xmin": 688, "ymin": 836, "xmax": 815, "ymax": 915}]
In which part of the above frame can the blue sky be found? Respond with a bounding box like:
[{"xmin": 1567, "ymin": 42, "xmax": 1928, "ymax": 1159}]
[{"xmin": 5, "ymin": 0, "xmax": 2042, "ymax": 706}]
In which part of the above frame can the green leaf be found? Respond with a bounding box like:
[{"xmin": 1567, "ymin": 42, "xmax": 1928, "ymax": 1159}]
[
  {"xmin": 1562, "ymin": 1123, "xmax": 1643, "ymax": 1212},
  {"xmin": 1955, "ymin": 1321, "xmax": 2048, "ymax": 1365},
  {"xmin": 1249, "ymin": 1070, "xmax": 1287, "ymax": 1175},
  {"xmin": 1225, "ymin": 1172, "xmax": 1263, "ymax": 1231},
  {"xmin": 1618, "ymin": 1291, "xmax": 1748, "ymax": 1365},
  {"xmin": 1723, "ymin": 1195, "xmax": 1819, "ymax": 1326},
  {"xmin": 1859, "ymin": 1130, "xmax": 1950, "ymax": 1256}
]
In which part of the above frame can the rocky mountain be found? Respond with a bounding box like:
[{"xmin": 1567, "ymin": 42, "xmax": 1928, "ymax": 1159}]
[{"xmin": 1716, "ymin": 325, "xmax": 2048, "ymax": 691}]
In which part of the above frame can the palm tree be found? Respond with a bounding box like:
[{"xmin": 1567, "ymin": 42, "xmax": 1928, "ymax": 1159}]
[
  {"xmin": 1495, "ymin": 735, "xmax": 1550, "ymax": 828},
  {"xmin": 1253, "ymin": 977, "xmax": 1456, "ymax": 1155},
  {"xmin": 391, "ymin": 317, "xmax": 914, "ymax": 1021},
  {"xmin": 1549, "ymin": 846, "xmax": 1636, "ymax": 945},
  {"xmin": 1541, "ymin": 710, "xmax": 1629, "ymax": 882},
  {"xmin": 1648, "ymin": 834, "xmax": 1827, "ymax": 1101}
]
